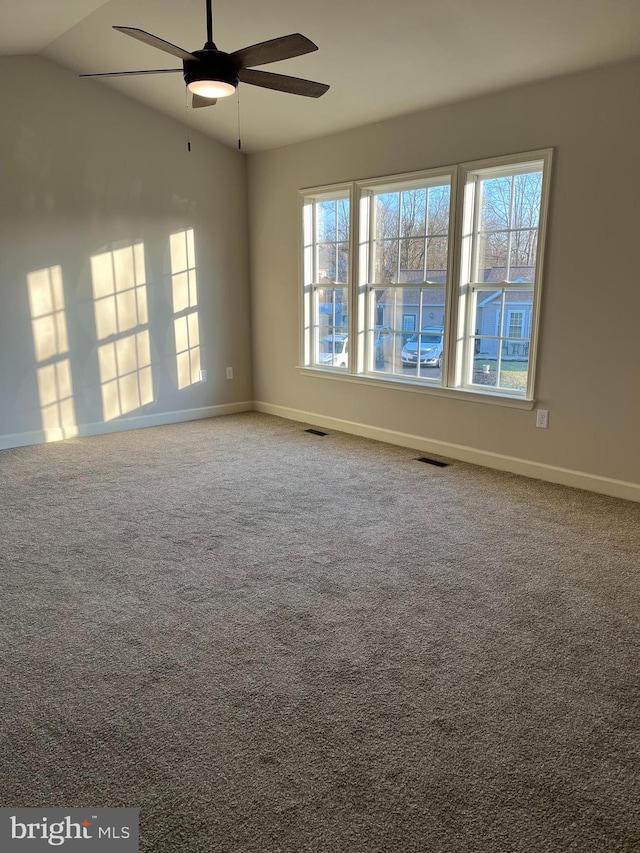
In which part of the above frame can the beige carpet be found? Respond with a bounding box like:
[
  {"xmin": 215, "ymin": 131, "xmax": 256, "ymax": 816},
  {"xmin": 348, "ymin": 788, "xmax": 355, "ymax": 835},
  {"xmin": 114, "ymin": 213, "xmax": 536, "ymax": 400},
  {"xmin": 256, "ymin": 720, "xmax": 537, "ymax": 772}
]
[{"xmin": 1, "ymin": 412, "xmax": 638, "ymax": 852}]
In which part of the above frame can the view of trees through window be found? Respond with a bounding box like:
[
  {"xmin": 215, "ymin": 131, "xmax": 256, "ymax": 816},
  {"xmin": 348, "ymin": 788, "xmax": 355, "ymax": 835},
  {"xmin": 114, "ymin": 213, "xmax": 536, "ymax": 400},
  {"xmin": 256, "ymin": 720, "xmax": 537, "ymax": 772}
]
[
  {"xmin": 316, "ymin": 198, "xmax": 350, "ymax": 284},
  {"xmin": 303, "ymin": 193, "xmax": 350, "ymax": 370},
  {"xmin": 367, "ymin": 180, "xmax": 450, "ymax": 381},
  {"xmin": 467, "ymin": 166, "xmax": 544, "ymax": 394},
  {"xmin": 476, "ymin": 171, "xmax": 542, "ymax": 282},
  {"xmin": 301, "ymin": 152, "xmax": 551, "ymax": 400},
  {"xmin": 373, "ymin": 184, "xmax": 450, "ymax": 283}
]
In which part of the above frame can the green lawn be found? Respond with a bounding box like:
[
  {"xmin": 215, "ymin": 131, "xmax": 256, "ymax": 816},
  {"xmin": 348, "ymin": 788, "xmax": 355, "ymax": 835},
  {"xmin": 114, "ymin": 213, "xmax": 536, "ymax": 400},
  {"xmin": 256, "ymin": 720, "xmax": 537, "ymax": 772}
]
[{"xmin": 473, "ymin": 359, "xmax": 528, "ymax": 392}]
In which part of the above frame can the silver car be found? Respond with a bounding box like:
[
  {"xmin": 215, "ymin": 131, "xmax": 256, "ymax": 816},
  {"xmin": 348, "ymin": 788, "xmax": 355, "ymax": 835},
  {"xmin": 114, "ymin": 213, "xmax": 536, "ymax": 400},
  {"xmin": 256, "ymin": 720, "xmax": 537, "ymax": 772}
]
[{"xmin": 401, "ymin": 330, "xmax": 444, "ymax": 368}]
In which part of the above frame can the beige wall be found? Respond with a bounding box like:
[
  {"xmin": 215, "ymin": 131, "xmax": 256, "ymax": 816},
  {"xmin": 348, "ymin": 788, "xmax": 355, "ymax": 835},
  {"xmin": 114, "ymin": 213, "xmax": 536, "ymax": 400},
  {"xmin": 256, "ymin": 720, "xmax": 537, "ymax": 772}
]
[
  {"xmin": 0, "ymin": 56, "xmax": 252, "ymax": 446},
  {"xmin": 247, "ymin": 58, "xmax": 640, "ymax": 489}
]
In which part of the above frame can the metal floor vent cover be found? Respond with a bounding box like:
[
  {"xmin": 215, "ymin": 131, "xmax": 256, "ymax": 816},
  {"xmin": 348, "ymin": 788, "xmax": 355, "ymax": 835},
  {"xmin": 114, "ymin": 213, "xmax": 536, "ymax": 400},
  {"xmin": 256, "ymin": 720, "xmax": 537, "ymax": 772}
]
[
  {"xmin": 305, "ymin": 428, "xmax": 328, "ymax": 436},
  {"xmin": 417, "ymin": 456, "xmax": 450, "ymax": 468}
]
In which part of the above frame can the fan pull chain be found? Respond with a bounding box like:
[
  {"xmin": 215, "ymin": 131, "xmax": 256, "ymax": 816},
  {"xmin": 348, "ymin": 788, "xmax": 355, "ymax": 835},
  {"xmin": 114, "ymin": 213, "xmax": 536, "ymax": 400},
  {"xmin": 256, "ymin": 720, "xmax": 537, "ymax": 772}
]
[{"xmin": 237, "ymin": 88, "xmax": 242, "ymax": 151}]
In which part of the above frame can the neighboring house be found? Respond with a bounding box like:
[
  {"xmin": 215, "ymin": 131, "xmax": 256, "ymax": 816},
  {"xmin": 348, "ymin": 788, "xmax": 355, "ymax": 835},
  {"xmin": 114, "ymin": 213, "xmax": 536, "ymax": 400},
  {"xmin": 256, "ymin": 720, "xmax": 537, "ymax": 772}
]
[{"xmin": 374, "ymin": 267, "xmax": 535, "ymax": 359}]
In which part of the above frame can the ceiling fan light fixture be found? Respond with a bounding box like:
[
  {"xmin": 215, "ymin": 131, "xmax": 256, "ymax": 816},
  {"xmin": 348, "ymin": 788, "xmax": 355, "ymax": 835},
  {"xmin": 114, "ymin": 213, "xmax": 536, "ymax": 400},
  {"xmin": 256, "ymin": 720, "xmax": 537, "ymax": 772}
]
[
  {"xmin": 187, "ymin": 78, "xmax": 236, "ymax": 98},
  {"xmin": 82, "ymin": 3, "xmax": 329, "ymax": 109}
]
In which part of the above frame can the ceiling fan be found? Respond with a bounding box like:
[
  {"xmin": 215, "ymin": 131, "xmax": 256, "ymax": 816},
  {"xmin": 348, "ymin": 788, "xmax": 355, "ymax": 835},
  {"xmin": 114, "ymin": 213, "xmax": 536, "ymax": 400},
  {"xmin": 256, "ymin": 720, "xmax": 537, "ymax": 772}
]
[{"xmin": 80, "ymin": 0, "xmax": 329, "ymax": 108}]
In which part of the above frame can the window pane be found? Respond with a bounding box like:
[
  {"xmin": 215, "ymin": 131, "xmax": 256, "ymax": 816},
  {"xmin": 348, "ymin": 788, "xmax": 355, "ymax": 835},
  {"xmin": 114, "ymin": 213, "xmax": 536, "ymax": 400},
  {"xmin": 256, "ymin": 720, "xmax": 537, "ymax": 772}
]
[
  {"xmin": 400, "ymin": 188, "xmax": 426, "ymax": 238},
  {"xmin": 480, "ymin": 176, "xmax": 512, "ymax": 231},
  {"xmin": 472, "ymin": 340, "xmax": 529, "ymax": 393},
  {"xmin": 317, "ymin": 200, "xmax": 336, "ymax": 242},
  {"xmin": 314, "ymin": 287, "xmax": 348, "ymax": 336},
  {"xmin": 476, "ymin": 232, "xmax": 508, "ymax": 281},
  {"xmin": 514, "ymin": 173, "xmax": 542, "ymax": 228},
  {"xmin": 474, "ymin": 289, "xmax": 502, "ymax": 339},
  {"xmin": 374, "ymin": 239, "xmax": 399, "ymax": 283},
  {"xmin": 337, "ymin": 199, "xmax": 350, "ymax": 241},
  {"xmin": 472, "ymin": 347, "xmax": 499, "ymax": 387},
  {"xmin": 399, "ymin": 238, "xmax": 425, "ymax": 274},
  {"xmin": 317, "ymin": 244, "xmax": 337, "ymax": 282},
  {"xmin": 427, "ymin": 184, "xmax": 451, "ymax": 235},
  {"xmin": 509, "ymin": 229, "xmax": 538, "ymax": 274},
  {"xmin": 369, "ymin": 287, "xmax": 444, "ymax": 381},
  {"xmin": 375, "ymin": 193, "xmax": 400, "ymax": 240},
  {"xmin": 315, "ymin": 329, "xmax": 348, "ymax": 369},
  {"xmin": 400, "ymin": 328, "xmax": 444, "ymax": 379},
  {"xmin": 426, "ymin": 236, "xmax": 448, "ymax": 273},
  {"xmin": 501, "ymin": 338, "xmax": 530, "ymax": 360},
  {"xmin": 502, "ymin": 290, "xmax": 532, "ymax": 336},
  {"xmin": 500, "ymin": 342, "xmax": 529, "ymax": 392}
]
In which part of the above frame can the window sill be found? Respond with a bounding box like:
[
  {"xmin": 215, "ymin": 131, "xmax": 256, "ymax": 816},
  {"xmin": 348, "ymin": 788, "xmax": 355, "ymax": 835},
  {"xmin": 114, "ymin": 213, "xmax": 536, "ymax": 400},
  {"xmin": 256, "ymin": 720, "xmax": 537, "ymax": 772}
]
[{"xmin": 298, "ymin": 366, "xmax": 535, "ymax": 410}]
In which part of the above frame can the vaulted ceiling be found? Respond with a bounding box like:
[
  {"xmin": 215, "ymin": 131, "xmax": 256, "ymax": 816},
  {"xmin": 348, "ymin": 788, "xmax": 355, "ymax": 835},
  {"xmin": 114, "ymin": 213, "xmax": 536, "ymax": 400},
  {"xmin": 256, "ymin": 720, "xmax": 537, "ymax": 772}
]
[{"xmin": 2, "ymin": 0, "xmax": 639, "ymax": 152}]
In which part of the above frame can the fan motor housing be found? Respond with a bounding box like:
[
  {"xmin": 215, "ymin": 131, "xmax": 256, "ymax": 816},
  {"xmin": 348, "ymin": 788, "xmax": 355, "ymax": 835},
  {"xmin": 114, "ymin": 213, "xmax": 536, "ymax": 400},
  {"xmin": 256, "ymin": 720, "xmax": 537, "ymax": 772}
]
[{"xmin": 183, "ymin": 49, "xmax": 239, "ymax": 90}]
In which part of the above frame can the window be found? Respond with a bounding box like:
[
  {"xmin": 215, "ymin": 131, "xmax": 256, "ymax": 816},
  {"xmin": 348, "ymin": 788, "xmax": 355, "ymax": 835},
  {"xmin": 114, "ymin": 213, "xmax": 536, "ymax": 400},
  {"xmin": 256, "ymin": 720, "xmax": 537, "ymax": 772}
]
[
  {"xmin": 300, "ymin": 150, "xmax": 552, "ymax": 403},
  {"xmin": 358, "ymin": 172, "xmax": 452, "ymax": 381},
  {"xmin": 301, "ymin": 188, "xmax": 350, "ymax": 370},
  {"xmin": 458, "ymin": 154, "xmax": 550, "ymax": 397}
]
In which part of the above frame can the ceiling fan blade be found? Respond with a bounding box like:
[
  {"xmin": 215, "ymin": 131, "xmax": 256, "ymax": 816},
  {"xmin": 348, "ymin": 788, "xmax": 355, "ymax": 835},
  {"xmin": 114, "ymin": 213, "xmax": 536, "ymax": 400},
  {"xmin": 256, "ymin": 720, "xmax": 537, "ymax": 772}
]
[
  {"xmin": 231, "ymin": 33, "xmax": 318, "ymax": 69},
  {"xmin": 239, "ymin": 68, "xmax": 329, "ymax": 98},
  {"xmin": 113, "ymin": 26, "xmax": 195, "ymax": 61},
  {"xmin": 80, "ymin": 68, "xmax": 182, "ymax": 79},
  {"xmin": 192, "ymin": 94, "xmax": 217, "ymax": 108}
]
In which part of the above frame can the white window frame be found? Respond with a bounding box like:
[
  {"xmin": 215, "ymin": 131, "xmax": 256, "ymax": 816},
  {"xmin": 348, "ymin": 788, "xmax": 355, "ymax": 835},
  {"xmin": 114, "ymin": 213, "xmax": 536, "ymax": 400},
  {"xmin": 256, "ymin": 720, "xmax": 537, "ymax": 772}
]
[
  {"xmin": 300, "ymin": 184, "xmax": 353, "ymax": 372},
  {"xmin": 455, "ymin": 150, "xmax": 553, "ymax": 400},
  {"xmin": 357, "ymin": 167, "xmax": 456, "ymax": 382},
  {"xmin": 299, "ymin": 149, "xmax": 552, "ymax": 406}
]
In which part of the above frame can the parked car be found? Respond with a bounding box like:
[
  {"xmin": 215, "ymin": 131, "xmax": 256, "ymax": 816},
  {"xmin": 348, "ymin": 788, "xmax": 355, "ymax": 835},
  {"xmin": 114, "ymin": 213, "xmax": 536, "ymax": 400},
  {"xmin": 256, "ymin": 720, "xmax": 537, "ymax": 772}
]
[
  {"xmin": 318, "ymin": 334, "xmax": 348, "ymax": 368},
  {"xmin": 401, "ymin": 328, "xmax": 444, "ymax": 368}
]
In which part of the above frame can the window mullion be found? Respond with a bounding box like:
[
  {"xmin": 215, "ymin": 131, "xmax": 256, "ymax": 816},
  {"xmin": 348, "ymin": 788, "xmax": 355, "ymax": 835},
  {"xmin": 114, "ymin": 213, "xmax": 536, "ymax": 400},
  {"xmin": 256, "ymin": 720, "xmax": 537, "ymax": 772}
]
[
  {"xmin": 312, "ymin": 202, "xmax": 318, "ymax": 365},
  {"xmin": 506, "ymin": 175, "xmax": 516, "ymax": 280}
]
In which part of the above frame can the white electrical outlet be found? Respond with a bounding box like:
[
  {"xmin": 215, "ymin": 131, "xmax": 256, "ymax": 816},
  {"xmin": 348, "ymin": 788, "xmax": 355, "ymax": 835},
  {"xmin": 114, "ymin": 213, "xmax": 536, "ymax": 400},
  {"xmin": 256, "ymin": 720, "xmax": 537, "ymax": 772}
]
[
  {"xmin": 536, "ymin": 409, "xmax": 549, "ymax": 429},
  {"xmin": 199, "ymin": 369, "xmax": 207, "ymax": 382},
  {"xmin": 226, "ymin": 367, "xmax": 233, "ymax": 380}
]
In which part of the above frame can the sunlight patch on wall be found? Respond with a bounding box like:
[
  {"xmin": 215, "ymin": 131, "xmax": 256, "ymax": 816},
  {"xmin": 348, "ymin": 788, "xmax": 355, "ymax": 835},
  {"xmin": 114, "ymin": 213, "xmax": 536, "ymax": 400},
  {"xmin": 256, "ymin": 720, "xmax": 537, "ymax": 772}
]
[
  {"xmin": 98, "ymin": 331, "xmax": 153, "ymax": 421},
  {"xmin": 170, "ymin": 229, "xmax": 201, "ymax": 389},
  {"xmin": 91, "ymin": 243, "xmax": 148, "ymax": 339},
  {"xmin": 91, "ymin": 243, "xmax": 154, "ymax": 421},
  {"xmin": 27, "ymin": 266, "xmax": 78, "ymax": 441}
]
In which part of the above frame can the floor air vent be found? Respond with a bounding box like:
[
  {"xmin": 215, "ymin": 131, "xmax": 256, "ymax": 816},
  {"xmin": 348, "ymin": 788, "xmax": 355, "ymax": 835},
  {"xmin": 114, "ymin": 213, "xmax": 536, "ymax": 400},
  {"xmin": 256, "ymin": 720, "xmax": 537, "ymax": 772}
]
[
  {"xmin": 305, "ymin": 428, "xmax": 328, "ymax": 436},
  {"xmin": 417, "ymin": 456, "xmax": 450, "ymax": 468}
]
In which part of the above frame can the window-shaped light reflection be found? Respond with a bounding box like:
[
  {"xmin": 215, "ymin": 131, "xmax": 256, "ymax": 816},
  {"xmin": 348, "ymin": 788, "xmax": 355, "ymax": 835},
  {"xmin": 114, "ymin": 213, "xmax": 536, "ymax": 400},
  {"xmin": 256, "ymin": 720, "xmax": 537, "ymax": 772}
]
[
  {"xmin": 98, "ymin": 331, "xmax": 153, "ymax": 421},
  {"xmin": 91, "ymin": 243, "xmax": 148, "ymax": 340},
  {"xmin": 27, "ymin": 266, "xmax": 78, "ymax": 441},
  {"xmin": 174, "ymin": 312, "xmax": 201, "ymax": 390},
  {"xmin": 91, "ymin": 243, "xmax": 154, "ymax": 421},
  {"xmin": 170, "ymin": 229, "xmax": 201, "ymax": 389}
]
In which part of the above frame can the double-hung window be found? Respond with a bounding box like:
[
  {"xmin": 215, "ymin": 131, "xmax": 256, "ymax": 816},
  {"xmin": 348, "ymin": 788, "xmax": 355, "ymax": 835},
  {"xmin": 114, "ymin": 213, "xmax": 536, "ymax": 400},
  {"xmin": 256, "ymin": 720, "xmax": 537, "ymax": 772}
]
[
  {"xmin": 301, "ymin": 187, "xmax": 351, "ymax": 371},
  {"xmin": 456, "ymin": 154, "xmax": 551, "ymax": 398},
  {"xmin": 300, "ymin": 150, "xmax": 552, "ymax": 403},
  {"xmin": 358, "ymin": 170, "xmax": 453, "ymax": 381}
]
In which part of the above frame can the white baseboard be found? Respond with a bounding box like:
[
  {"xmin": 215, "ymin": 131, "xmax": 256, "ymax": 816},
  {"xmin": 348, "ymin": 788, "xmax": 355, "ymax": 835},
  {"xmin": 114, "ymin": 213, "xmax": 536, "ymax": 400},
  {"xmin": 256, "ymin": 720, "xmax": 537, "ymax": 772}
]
[
  {"xmin": 0, "ymin": 401, "xmax": 253, "ymax": 451},
  {"xmin": 254, "ymin": 401, "xmax": 640, "ymax": 503},
  {"xmin": 4, "ymin": 399, "xmax": 638, "ymax": 503}
]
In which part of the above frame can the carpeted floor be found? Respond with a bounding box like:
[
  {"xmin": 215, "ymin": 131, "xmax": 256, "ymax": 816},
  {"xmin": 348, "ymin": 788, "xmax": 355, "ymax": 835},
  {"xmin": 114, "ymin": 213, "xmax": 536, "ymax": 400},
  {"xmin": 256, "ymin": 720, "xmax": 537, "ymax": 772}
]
[{"xmin": 1, "ymin": 412, "xmax": 638, "ymax": 852}]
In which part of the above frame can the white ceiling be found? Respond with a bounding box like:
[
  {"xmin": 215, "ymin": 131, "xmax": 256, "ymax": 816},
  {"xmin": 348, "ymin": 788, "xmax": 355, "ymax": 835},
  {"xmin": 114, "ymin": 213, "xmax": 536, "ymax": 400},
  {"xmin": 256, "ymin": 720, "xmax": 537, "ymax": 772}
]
[{"xmin": 2, "ymin": 0, "xmax": 640, "ymax": 153}]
